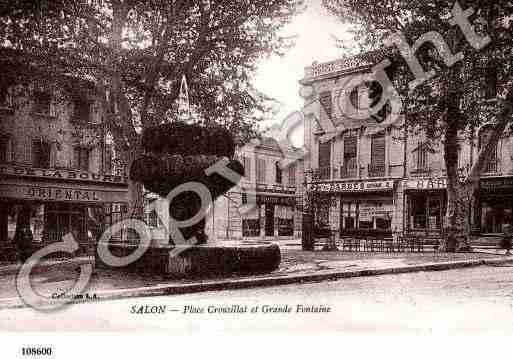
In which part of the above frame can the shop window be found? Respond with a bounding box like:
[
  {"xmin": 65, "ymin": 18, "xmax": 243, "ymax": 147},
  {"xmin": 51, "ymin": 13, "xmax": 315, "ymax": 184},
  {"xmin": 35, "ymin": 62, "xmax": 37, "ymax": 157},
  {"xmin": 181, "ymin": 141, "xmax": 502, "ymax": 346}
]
[
  {"xmin": 409, "ymin": 195, "xmax": 443, "ymax": 231},
  {"xmin": 243, "ymin": 156, "xmax": 251, "ymax": 180},
  {"xmin": 481, "ymin": 200, "xmax": 513, "ymax": 234},
  {"xmin": 277, "ymin": 218, "xmax": 294, "ymax": 236},
  {"xmin": 44, "ymin": 203, "xmax": 86, "ymax": 243},
  {"xmin": 340, "ymin": 201, "xmax": 356, "ymax": 231},
  {"xmin": 242, "ymin": 219, "xmax": 260, "ymax": 237},
  {"xmin": 32, "ymin": 140, "xmax": 51, "ymax": 168},
  {"xmin": 256, "ymin": 158, "xmax": 266, "ymax": 183},
  {"xmin": 288, "ymin": 164, "xmax": 296, "ymax": 185},
  {"xmin": 315, "ymin": 200, "xmax": 330, "ymax": 228},
  {"xmin": 275, "ymin": 161, "xmax": 282, "ymax": 184},
  {"xmin": 72, "ymin": 97, "xmax": 91, "ymax": 123},
  {"xmin": 358, "ymin": 203, "xmax": 374, "ymax": 229},
  {"xmin": 73, "ymin": 146, "xmax": 90, "ymax": 171},
  {"xmin": 33, "ymin": 92, "xmax": 51, "ymax": 115}
]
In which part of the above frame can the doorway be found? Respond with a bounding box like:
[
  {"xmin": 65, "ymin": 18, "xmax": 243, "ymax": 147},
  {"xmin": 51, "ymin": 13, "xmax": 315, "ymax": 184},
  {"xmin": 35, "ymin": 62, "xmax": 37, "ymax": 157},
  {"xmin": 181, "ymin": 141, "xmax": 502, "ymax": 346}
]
[{"xmin": 265, "ymin": 204, "xmax": 274, "ymax": 237}]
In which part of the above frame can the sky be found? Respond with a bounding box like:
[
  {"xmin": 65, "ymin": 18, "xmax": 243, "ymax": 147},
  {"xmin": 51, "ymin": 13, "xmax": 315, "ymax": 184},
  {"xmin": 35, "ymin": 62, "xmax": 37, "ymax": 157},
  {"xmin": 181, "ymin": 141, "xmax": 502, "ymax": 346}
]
[{"xmin": 253, "ymin": 0, "xmax": 354, "ymax": 138}]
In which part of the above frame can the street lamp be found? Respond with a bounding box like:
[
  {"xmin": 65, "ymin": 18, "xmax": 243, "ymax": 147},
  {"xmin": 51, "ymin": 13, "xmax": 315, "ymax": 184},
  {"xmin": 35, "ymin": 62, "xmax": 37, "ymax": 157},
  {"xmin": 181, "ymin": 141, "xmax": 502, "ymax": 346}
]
[{"xmin": 302, "ymin": 169, "xmax": 315, "ymax": 251}]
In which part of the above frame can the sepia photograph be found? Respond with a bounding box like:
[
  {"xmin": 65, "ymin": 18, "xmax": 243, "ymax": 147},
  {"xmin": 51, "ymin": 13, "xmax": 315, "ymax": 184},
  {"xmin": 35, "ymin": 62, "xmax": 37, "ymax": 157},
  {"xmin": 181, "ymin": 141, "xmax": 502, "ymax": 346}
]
[{"xmin": 0, "ymin": 0, "xmax": 512, "ymax": 355}]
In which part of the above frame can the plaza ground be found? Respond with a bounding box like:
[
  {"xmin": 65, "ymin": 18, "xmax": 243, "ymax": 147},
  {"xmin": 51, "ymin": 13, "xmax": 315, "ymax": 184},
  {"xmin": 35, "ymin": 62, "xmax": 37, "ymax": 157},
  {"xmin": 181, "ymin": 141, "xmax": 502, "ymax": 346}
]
[
  {"xmin": 2, "ymin": 264, "xmax": 513, "ymax": 331},
  {"xmin": 0, "ymin": 242, "xmax": 507, "ymax": 309}
]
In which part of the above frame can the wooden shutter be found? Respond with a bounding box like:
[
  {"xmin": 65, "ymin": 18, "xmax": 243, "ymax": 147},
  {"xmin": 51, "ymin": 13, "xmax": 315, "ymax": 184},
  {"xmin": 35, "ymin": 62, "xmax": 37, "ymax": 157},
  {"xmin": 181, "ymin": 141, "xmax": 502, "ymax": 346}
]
[
  {"xmin": 32, "ymin": 140, "xmax": 40, "ymax": 167},
  {"xmin": 344, "ymin": 136, "xmax": 357, "ymax": 157},
  {"xmin": 257, "ymin": 158, "xmax": 266, "ymax": 183},
  {"xmin": 0, "ymin": 136, "xmax": 7, "ymax": 163},
  {"xmin": 371, "ymin": 133, "xmax": 385, "ymax": 166},
  {"xmin": 318, "ymin": 140, "xmax": 331, "ymax": 168},
  {"xmin": 80, "ymin": 148, "xmax": 89, "ymax": 171},
  {"xmin": 104, "ymin": 144, "xmax": 112, "ymax": 174},
  {"xmin": 288, "ymin": 165, "xmax": 296, "ymax": 185},
  {"xmin": 243, "ymin": 156, "xmax": 251, "ymax": 180}
]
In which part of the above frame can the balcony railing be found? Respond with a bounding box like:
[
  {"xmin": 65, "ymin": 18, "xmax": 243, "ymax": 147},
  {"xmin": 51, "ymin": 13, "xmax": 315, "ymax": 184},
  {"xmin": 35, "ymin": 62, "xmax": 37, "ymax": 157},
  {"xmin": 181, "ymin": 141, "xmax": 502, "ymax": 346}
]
[
  {"xmin": 368, "ymin": 163, "xmax": 386, "ymax": 177},
  {"xmin": 484, "ymin": 160, "xmax": 498, "ymax": 174},
  {"xmin": 312, "ymin": 167, "xmax": 331, "ymax": 181},
  {"xmin": 410, "ymin": 166, "xmax": 431, "ymax": 176},
  {"xmin": 340, "ymin": 166, "xmax": 358, "ymax": 179}
]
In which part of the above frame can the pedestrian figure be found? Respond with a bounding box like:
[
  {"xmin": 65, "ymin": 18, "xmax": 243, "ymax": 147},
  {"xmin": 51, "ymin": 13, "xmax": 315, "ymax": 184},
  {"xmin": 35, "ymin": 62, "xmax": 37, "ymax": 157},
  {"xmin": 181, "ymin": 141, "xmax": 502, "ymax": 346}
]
[
  {"xmin": 15, "ymin": 225, "xmax": 33, "ymax": 263},
  {"xmin": 501, "ymin": 224, "xmax": 512, "ymax": 255}
]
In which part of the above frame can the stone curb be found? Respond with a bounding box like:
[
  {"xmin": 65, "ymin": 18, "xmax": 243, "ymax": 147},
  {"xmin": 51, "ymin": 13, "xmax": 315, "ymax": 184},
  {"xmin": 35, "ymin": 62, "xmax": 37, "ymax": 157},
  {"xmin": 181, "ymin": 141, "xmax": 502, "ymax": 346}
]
[
  {"xmin": 1, "ymin": 256, "xmax": 513, "ymax": 311},
  {"xmin": 0, "ymin": 257, "xmax": 93, "ymax": 276}
]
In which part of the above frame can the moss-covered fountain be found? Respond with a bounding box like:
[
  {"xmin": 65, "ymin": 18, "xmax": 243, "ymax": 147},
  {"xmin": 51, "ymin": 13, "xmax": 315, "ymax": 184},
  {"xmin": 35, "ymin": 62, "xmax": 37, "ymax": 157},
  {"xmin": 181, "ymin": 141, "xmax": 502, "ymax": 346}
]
[{"xmin": 96, "ymin": 123, "xmax": 281, "ymax": 278}]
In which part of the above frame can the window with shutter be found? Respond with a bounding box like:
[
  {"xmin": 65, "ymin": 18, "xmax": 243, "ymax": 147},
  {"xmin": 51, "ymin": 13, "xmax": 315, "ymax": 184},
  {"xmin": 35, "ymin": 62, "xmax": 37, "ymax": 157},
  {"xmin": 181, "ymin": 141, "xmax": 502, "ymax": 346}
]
[
  {"xmin": 73, "ymin": 146, "xmax": 90, "ymax": 171},
  {"xmin": 479, "ymin": 127, "xmax": 498, "ymax": 173},
  {"xmin": 341, "ymin": 136, "xmax": 357, "ymax": 178},
  {"xmin": 243, "ymin": 156, "xmax": 251, "ymax": 180},
  {"xmin": 414, "ymin": 142, "xmax": 429, "ymax": 171},
  {"xmin": 370, "ymin": 133, "xmax": 386, "ymax": 177},
  {"xmin": 288, "ymin": 165, "xmax": 296, "ymax": 185},
  {"xmin": 32, "ymin": 140, "xmax": 51, "ymax": 168},
  {"xmin": 104, "ymin": 145, "xmax": 112, "ymax": 174},
  {"xmin": 318, "ymin": 140, "xmax": 331, "ymax": 179},
  {"xmin": 256, "ymin": 158, "xmax": 266, "ymax": 183},
  {"xmin": 275, "ymin": 161, "xmax": 282, "ymax": 184},
  {"xmin": 0, "ymin": 135, "xmax": 8, "ymax": 163},
  {"xmin": 73, "ymin": 98, "xmax": 91, "ymax": 123}
]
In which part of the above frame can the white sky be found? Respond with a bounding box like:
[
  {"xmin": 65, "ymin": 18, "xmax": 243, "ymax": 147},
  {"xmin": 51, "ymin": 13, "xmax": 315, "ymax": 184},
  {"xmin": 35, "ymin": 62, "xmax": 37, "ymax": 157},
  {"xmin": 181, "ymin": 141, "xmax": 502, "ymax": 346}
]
[{"xmin": 253, "ymin": 0, "xmax": 354, "ymax": 132}]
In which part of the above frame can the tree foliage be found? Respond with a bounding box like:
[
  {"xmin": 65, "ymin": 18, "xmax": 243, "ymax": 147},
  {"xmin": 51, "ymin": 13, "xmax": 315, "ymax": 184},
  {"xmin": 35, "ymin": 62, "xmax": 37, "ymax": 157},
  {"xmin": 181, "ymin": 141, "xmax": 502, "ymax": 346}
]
[
  {"xmin": 0, "ymin": 0, "xmax": 304, "ymax": 211},
  {"xmin": 324, "ymin": 0, "xmax": 513, "ymax": 249},
  {"xmin": 0, "ymin": 0, "xmax": 304, "ymax": 146}
]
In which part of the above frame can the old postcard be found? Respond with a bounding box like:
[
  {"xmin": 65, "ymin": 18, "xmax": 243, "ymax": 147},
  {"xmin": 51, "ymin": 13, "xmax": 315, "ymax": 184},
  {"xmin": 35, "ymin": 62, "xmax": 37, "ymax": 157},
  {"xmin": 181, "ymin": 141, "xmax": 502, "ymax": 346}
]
[{"xmin": 0, "ymin": 0, "xmax": 513, "ymax": 356}]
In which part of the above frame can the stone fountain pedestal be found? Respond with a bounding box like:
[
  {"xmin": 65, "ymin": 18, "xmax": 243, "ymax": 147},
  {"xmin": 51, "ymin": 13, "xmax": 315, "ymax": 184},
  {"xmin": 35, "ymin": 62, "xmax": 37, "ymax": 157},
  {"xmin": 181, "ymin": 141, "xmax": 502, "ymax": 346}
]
[{"xmin": 96, "ymin": 240, "xmax": 281, "ymax": 278}]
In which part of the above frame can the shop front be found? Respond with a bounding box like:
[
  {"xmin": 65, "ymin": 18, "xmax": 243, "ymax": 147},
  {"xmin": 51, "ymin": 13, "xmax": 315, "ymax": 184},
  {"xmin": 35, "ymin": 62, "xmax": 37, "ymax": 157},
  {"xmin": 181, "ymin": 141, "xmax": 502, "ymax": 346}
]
[
  {"xmin": 403, "ymin": 178, "xmax": 446, "ymax": 237},
  {"xmin": 241, "ymin": 192, "xmax": 296, "ymax": 238},
  {"xmin": 311, "ymin": 179, "xmax": 395, "ymax": 236},
  {"xmin": 0, "ymin": 165, "xmax": 128, "ymax": 261},
  {"xmin": 479, "ymin": 177, "xmax": 513, "ymax": 234}
]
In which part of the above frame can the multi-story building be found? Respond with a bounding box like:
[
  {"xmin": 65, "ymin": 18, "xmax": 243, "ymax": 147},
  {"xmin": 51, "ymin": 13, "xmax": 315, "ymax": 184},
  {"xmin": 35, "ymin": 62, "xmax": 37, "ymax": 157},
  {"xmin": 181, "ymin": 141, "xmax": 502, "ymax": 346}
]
[
  {"xmin": 206, "ymin": 137, "xmax": 304, "ymax": 240},
  {"xmin": 0, "ymin": 79, "xmax": 128, "ymax": 260},
  {"xmin": 302, "ymin": 51, "xmax": 513, "ymax": 239}
]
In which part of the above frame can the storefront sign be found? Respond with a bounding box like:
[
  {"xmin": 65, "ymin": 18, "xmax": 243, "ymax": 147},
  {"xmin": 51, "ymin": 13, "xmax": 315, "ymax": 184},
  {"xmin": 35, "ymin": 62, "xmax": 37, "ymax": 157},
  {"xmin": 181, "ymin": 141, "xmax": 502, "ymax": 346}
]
[
  {"xmin": 313, "ymin": 180, "xmax": 394, "ymax": 193},
  {"xmin": 256, "ymin": 194, "xmax": 295, "ymax": 206},
  {"xmin": 0, "ymin": 164, "xmax": 128, "ymax": 185},
  {"xmin": 405, "ymin": 178, "xmax": 447, "ymax": 190},
  {"xmin": 481, "ymin": 177, "xmax": 513, "ymax": 192},
  {"xmin": 0, "ymin": 183, "xmax": 128, "ymax": 203}
]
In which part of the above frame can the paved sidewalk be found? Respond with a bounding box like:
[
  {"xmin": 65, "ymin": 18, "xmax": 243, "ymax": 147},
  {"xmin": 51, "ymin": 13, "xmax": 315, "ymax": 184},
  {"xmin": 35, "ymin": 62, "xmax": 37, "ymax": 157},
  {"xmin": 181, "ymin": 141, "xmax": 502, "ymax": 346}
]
[{"xmin": 1, "ymin": 245, "xmax": 511, "ymax": 310}]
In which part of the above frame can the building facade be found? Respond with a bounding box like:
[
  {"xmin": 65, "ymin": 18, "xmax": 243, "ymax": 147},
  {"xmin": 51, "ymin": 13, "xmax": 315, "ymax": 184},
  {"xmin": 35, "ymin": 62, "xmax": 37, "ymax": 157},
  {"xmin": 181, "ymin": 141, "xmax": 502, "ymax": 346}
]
[
  {"xmin": 302, "ymin": 53, "xmax": 513, "ymax": 239},
  {"xmin": 0, "ymin": 80, "xmax": 128, "ymax": 260},
  {"xmin": 206, "ymin": 137, "xmax": 304, "ymax": 240}
]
